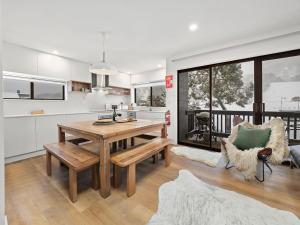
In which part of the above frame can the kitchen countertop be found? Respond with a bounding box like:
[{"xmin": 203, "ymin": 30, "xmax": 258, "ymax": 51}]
[
  {"xmin": 4, "ymin": 109, "xmax": 167, "ymax": 118},
  {"xmin": 91, "ymin": 109, "xmax": 167, "ymax": 113},
  {"xmin": 4, "ymin": 111, "xmax": 98, "ymax": 118}
]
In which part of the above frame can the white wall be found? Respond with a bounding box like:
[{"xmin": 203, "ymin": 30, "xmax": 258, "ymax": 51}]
[
  {"xmin": 2, "ymin": 43, "xmax": 130, "ymax": 115},
  {"xmin": 166, "ymin": 31, "xmax": 300, "ymax": 144},
  {"xmin": 131, "ymin": 68, "xmax": 166, "ymax": 84},
  {"xmin": 0, "ymin": 0, "xmax": 6, "ymax": 223}
]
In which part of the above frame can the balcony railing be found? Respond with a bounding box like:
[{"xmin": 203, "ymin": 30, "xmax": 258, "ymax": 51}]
[{"xmin": 185, "ymin": 109, "xmax": 300, "ymax": 144}]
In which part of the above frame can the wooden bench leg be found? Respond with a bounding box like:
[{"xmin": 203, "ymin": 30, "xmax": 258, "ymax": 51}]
[
  {"xmin": 160, "ymin": 151, "xmax": 165, "ymax": 160},
  {"xmin": 164, "ymin": 146, "xmax": 171, "ymax": 167},
  {"xmin": 46, "ymin": 151, "xmax": 52, "ymax": 176},
  {"xmin": 118, "ymin": 140, "xmax": 123, "ymax": 149},
  {"xmin": 112, "ymin": 142, "xmax": 118, "ymax": 152},
  {"xmin": 69, "ymin": 169, "xmax": 77, "ymax": 202},
  {"xmin": 92, "ymin": 164, "xmax": 99, "ymax": 190},
  {"xmin": 127, "ymin": 164, "xmax": 136, "ymax": 197},
  {"xmin": 113, "ymin": 165, "xmax": 121, "ymax": 188},
  {"xmin": 152, "ymin": 154, "xmax": 159, "ymax": 164},
  {"xmin": 131, "ymin": 137, "xmax": 135, "ymax": 146},
  {"xmin": 123, "ymin": 139, "xmax": 127, "ymax": 149}
]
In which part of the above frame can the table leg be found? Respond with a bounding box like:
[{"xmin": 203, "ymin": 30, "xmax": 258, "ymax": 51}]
[
  {"xmin": 131, "ymin": 137, "xmax": 135, "ymax": 146},
  {"xmin": 58, "ymin": 126, "xmax": 65, "ymax": 142},
  {"xmin": 161, "ymin": 124, "xmax": 168, "ymax": 160},
  {"xmin": 46, "ymin": 151, "xmax": 52, "ymax": 176},
  {"xmin": 92, "ymin": 164, "xmax": 99, "ymax": 190},
  {"xmin": 112, "ymin": 142, "xmax": 117, "ymax": 152},
  {"xmin": 123, "ymin": 139, "xmax": 127, "ymax": 149},
  {"xmin": 58, "ymin": 127, "xmax": 66, "ymax": 167},
  {"xmin": 161, "ymin": 124, "xmax": 167, "ymax": 138},
  {"xmin": 99, "ymin": 139, "xmax": 111, "ymax": 198}
]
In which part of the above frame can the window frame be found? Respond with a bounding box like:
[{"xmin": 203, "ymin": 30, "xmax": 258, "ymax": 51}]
[
  {"xmin": 3, "ymin": 80, "xmax": 66, "ymax": 101},
  {"xmin": 32, "ymin": 81, "xmax": 65, "ymax": 100},
  {"xmin": 134, "ymin": 84, "xmax": 166, "ymax": 107}
]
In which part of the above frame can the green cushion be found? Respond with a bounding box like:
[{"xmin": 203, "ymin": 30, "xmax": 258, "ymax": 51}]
[{"xmin": 233, "ymin": 126, "xmax": 271, "ymax": 150}]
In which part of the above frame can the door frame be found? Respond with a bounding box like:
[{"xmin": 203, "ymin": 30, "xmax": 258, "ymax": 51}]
[{"xmin": 177, "ymin": 49, "xmax": 300, "ymax": 149}]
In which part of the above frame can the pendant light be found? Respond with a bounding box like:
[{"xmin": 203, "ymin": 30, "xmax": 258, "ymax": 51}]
[{"xmin": 89, "ymin": 32, "xmax": 117, "ymax": 75}]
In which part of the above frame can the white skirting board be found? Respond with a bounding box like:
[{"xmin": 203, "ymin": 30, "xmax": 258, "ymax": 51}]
[
  {"xmin": 5, "ymin": 215, "xmax": 8, "ymax": 225},
  {"xmin": 5, "ymin": 150, "xmax": 46, "ymax": 164}
]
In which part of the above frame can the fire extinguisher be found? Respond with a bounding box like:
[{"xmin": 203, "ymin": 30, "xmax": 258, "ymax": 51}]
[{"xmin": 165, "ymin": 110, "xmax": 171, "ymax": 126}]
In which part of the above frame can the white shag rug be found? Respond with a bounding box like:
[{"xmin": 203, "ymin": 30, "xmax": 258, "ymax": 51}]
[
  {"xmin": 172, "ymin": 146, "xmax": 222, "ymax": 167},
  {"xmin": 147, "ymin": 170, "xmax": 300, "ymax": 225}
]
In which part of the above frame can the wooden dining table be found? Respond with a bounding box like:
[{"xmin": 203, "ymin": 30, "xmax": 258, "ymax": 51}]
[{"xmin": 57, "ymin": 119, "xmax": 167, "ymax": 198}]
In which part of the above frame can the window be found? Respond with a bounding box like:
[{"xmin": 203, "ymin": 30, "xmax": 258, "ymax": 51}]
[
  {"xmin": 33, "ymin": 82, "xmax": 65, "ymax": 100},
  {"xmin": 263, "ymin": 55, "xmax": 300, "ymax": 112},
  {"xmin": 211, "ymin": 61, "xmax": 254, "ymax": 111},
  {"xmin": 3, "ymin": 78, "xmax": 31, "ymax": 99},
  {"xmin": 135, "ymin": 85, "xmax": 166, "ymax": 107},
  {"xmin": 151, "ymin": 85, "xmax": 166, "ymax": 107},
  {"xmin": 3, "ymin": 77, "xmax": 65, "ymax": 100},
  {"xmin": 135, "ymin": 87, "xmax": 151, "ymax": 106}
]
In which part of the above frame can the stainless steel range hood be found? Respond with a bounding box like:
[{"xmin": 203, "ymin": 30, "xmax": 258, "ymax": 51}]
[{"xmin": 91, "ymin": 73, "xmax": 112, "ymax": 91}]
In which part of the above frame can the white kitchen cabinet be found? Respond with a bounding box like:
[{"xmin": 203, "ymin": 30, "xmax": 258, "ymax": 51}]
[
  {"xmin": 3, "ymin": 43, "xmax": 38, "ymax": 75},
  {"xmin": 35, "ymin": 115, "xmax": 67, "ymax": 150},
  {"xmin": 4, "ymin": 113, "xmax": 101, "ymax": 160},
  {"xmin": 109, "ymin": 73, "xmax": 131, "ymax": 89},
  {"xmin": 70, "ymin": 60, "xmax": 91, "ymax": 83},
  {"xmin": 65, "ymin": 113, "xmax": 99, "ymax": 123},
  {"xmin": 37, "ymin": 53, "xmax": 70, "ymax": 80},
  {"xmin": 4, "ymin": 117, "xmax": 36, "ymax": 158}
]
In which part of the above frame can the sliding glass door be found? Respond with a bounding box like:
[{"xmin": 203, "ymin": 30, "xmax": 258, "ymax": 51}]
[{"xmin": 178, "ymin": 49, "xmax": 300, "ymax": 150}]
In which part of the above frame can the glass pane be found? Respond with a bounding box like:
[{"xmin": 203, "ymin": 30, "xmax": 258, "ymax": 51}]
[
  {"xmin": 263, "ymin": 55, "xmax": 300, "ymax": 112},
  {"xmin": 3, "ymin": 78, "xmax": 31, "ymax": 99},
  {"xmin": 178, "ymin": 69, "xmax": 211, "ymax": 148},
  {"xmin": 263, "ymin": 55, "xmax": 300, "ymax": 143},
  {"xmin": 151, "ymin": 85, "xmax": 166, "ymax": 107},
  {"xmin": 212, "ymin": 61, "xmax": 254, "ymax": 148},
  {"xmin": 135, "ymin": 87, "xmax": 151, "ymax": 106},
  {"xmin": 33, "ymin": 82, "xmax": 64, "ymax": 100},
  {"xmin": 212, "ymin": 62, "xmax": 254, "ymax": 111}
]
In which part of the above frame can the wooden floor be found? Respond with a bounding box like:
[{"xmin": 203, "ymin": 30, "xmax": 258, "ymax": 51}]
[{"xmin": 5, "ymin": 152, "xmax": 300, "ymax": 225}]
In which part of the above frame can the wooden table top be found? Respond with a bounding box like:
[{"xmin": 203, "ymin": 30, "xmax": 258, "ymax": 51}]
[{"xmin": 58, "ymin": 119, "xmax": 165, "ymax": 139}]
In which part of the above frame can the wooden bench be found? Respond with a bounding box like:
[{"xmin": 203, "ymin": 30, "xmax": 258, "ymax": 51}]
[
  {"xmin": 131, "ymin": 131, "xmax": 166, "ymax": 163},
  {"xmin": 111, "ymin": 138, "xmax": 170, "ymax": 197},
  {"xmin": 44, "ymin": 142, "xmax": 100, "ymax": 202}
]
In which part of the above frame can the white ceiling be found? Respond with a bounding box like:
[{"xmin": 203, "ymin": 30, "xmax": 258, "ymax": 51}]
[{"xmin": 3, "ymin": 0, "xmax": 300, "ymax": 74}]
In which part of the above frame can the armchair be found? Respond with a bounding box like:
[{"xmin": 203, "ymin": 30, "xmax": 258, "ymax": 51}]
[{"xmin": 220, "ymin": 118, "xmax": 289, "ymax": 181}]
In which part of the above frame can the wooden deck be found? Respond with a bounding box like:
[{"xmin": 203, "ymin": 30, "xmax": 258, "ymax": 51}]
[{"xmin": 5, "ymin": 151, "xmax": 300, "ymax": 224}]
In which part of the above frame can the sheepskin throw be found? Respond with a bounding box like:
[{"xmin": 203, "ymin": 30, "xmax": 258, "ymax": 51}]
[
  {"xmin": 222, "ymin": 118, "xmax": 289, "ymax": 179},
  {"xmin": 147, "ymin": 170, "xmax": 300, "ymax": 225},
  {"xmin": 172, "ymin": 146, "xmax": 222, "ymax": 167}
]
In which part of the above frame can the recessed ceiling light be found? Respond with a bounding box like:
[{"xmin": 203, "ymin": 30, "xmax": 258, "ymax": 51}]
[
  {"xmin": 189, "ymin": 23, "xmax": 198, "ymax": 32},
  {"xmin": 157, "ymin": 64, "xmax": 163, "ymax": 68},
  {"xmin": 52, "ymin": 50, "xmax": 59, "ymax": 54}
]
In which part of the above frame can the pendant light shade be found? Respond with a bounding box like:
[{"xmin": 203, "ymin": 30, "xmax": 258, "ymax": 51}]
[
  {"xmin": 89, "ymin": 61, "xmax": 117, "ymax": 75},
  {"xmin": 89, "ymin": 32, "xmax": 117, "ymax": 75}
]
